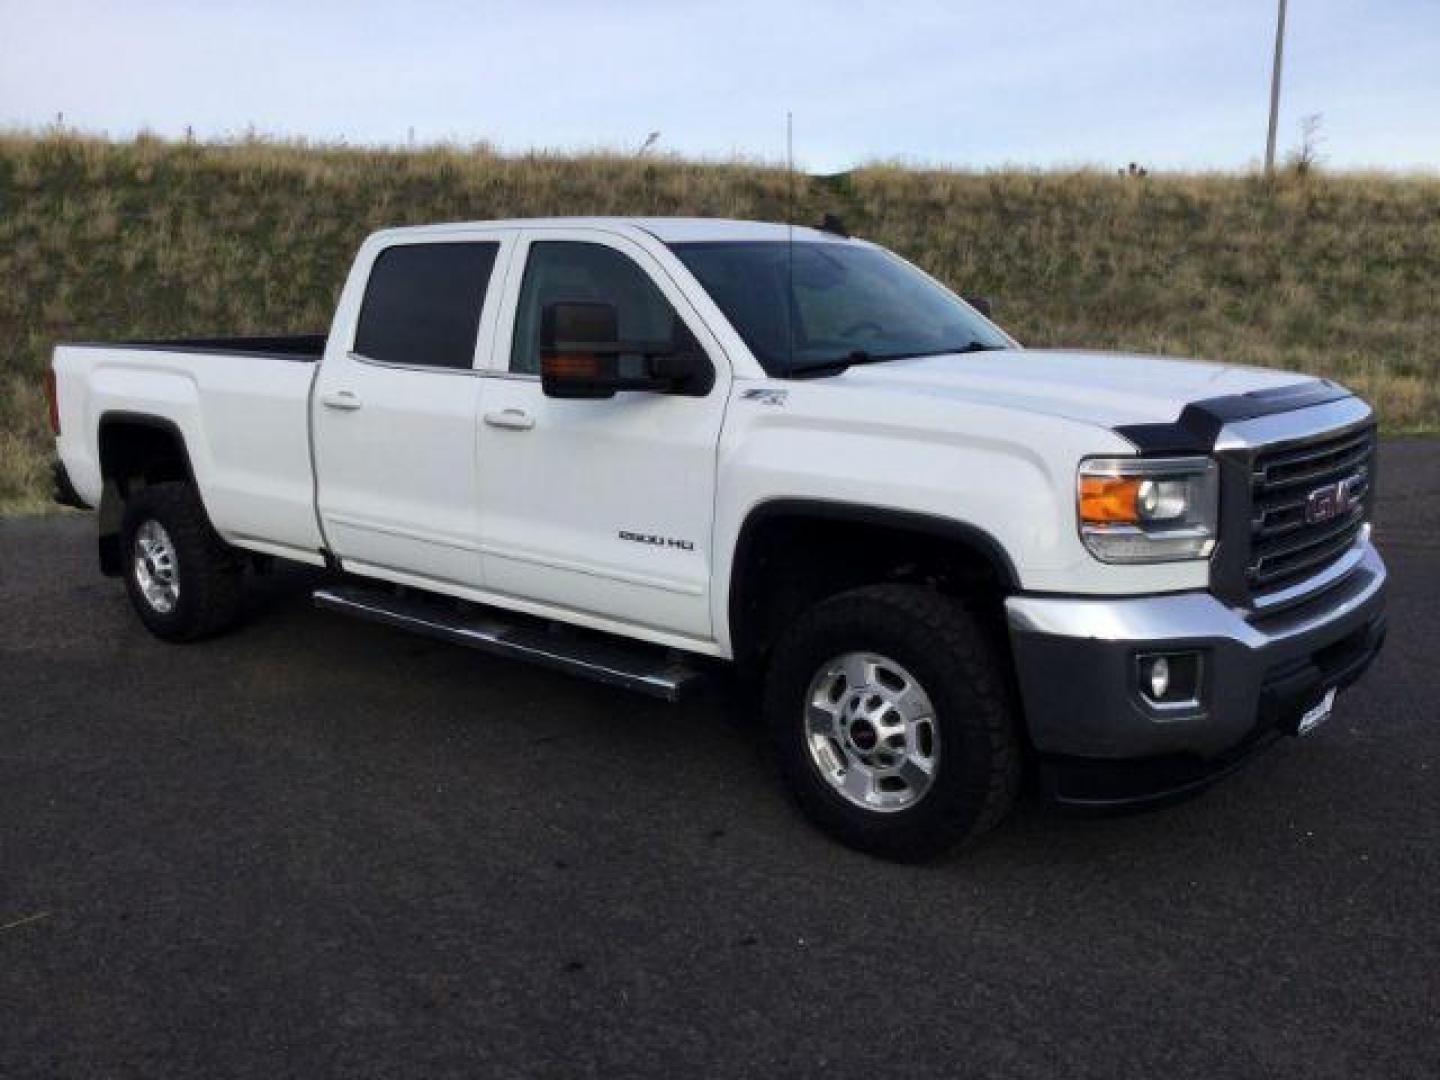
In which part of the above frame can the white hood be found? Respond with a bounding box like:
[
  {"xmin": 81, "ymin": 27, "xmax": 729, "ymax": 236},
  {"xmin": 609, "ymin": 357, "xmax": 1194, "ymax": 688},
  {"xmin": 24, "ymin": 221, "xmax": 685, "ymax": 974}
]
[{"xmin": 833, "ymin": 349, "xmax": 1322, "ymax": 429}]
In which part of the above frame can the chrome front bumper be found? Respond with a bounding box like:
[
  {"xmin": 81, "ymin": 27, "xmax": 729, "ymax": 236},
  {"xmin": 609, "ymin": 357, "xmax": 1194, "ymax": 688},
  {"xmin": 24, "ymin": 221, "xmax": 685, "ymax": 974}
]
[{"xmin": 1005, "ymin": 538, "xmax": 1388, "ymax": 806}]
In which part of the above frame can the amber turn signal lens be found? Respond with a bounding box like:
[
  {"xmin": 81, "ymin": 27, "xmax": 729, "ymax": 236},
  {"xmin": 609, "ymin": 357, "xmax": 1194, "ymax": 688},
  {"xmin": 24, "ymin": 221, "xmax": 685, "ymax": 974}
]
[
  {"xmin": 542, "ymin": 353, "xmax": 601, "ymax": 378},
  {"xmin": 1079, "ymin": 475, "xmax": 1141, "ymax": 524}
]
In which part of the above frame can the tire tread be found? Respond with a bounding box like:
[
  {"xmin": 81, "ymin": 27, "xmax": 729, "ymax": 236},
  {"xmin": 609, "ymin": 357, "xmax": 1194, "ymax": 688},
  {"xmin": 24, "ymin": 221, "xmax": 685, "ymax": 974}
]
[{"xmin": 121, "ymin": 482, "xmax": 242, "ymax": 642}]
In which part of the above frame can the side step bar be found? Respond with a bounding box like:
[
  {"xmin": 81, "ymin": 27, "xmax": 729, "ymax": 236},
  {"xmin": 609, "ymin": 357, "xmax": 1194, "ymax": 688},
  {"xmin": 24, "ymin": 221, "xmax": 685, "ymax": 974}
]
[{"xmin": 312, "ymin": 584, "xmax": 706, "ymax": 702}]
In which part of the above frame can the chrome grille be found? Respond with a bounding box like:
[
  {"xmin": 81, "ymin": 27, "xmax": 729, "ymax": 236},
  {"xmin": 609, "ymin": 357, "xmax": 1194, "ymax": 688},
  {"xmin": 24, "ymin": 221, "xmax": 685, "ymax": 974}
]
[{"xmin": 1247, "ymin": 425, "xmax": 1374, "ymax": 593}]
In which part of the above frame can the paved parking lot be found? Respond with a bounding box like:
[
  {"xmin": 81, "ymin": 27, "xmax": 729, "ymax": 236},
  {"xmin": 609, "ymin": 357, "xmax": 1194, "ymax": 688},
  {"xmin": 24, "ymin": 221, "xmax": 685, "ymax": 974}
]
[{"xmin": 2, "ymin": 439, "xmax": 1437, "ymax": 1079}]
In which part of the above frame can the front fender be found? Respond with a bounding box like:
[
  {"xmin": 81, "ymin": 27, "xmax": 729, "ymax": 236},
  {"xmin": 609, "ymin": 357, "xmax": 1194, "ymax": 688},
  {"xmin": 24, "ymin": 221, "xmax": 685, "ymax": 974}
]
[{"xmin": 710, "ymin": 384, "xmax": 1211, "ymax": 655}]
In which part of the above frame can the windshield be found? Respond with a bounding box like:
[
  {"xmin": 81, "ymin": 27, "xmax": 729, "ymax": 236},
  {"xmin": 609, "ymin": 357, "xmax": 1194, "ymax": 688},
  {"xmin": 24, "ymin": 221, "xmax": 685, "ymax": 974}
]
[{"xmin": 670, "ymin": 241, "xmax": 1010, "ymax": 376}]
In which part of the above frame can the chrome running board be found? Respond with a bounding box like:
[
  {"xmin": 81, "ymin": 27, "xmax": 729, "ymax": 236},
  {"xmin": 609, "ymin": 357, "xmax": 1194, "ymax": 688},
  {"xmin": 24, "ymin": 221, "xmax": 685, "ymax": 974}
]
[{"xmin": 313, "ymin": 584, "xmax": 705, "ymax": 702}]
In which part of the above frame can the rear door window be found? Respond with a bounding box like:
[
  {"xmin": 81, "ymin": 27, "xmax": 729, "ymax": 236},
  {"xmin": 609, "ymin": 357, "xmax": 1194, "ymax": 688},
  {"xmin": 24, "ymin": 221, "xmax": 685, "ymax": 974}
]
[{"xmin": 355, "ymin": 242, "xmax": 500, "ymax": 370}]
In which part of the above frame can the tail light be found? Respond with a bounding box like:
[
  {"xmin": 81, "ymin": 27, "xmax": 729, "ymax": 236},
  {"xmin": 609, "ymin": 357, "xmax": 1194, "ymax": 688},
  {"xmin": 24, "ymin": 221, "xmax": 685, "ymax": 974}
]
[{"xmin": 45, "ymin": 369, "xmax": 60, "ymax": 436}]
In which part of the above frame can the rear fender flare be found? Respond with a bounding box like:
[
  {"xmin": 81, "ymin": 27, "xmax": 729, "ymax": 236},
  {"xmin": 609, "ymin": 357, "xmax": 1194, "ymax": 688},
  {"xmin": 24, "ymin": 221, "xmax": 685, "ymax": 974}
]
[{"xmin": 96, "ymin": 412, "xmax": 201, "ymax": 576}]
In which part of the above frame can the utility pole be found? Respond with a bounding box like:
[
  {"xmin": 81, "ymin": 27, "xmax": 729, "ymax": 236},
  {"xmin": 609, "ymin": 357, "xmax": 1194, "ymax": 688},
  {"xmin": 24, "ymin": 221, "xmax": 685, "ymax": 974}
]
[{"xmin": 1264, "ymin": 0, "xmax": 1288, "ymax": 173}]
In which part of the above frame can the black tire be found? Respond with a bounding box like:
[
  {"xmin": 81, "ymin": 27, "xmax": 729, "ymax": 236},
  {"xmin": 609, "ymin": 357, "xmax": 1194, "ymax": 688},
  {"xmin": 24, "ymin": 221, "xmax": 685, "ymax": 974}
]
[
  {"xmin": 120, "ymin": 481, "xmax": 242, "ymax": 642},
  {"xmin": 763, "ymin": 584, "xmax": 1021, "ymax": 861}
]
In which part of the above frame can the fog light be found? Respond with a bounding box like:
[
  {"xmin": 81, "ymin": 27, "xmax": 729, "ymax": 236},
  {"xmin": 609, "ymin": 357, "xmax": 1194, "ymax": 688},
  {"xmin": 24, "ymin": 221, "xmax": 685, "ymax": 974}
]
[
  {"xmin": 1137, "ymin": 651, "xmax": 1203, "ymax": 709},
  {"xmin": 1148, "ymin": 656, "xmax": 1171, "ymax": 699}
]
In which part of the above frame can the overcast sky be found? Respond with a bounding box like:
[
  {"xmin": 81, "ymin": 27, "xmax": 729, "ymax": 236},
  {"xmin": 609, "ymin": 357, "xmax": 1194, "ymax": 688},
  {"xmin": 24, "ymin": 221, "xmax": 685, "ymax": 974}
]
[{"xmin": 2, "ymin": 0, "xmax": 1436, "ymax": 172}]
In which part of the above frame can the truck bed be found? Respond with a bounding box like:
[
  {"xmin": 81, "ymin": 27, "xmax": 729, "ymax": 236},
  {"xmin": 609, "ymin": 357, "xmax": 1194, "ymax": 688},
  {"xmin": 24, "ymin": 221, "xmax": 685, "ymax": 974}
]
[{"xmin": 52, "ymin": 336, "xmax": 327, "ymax": 564}]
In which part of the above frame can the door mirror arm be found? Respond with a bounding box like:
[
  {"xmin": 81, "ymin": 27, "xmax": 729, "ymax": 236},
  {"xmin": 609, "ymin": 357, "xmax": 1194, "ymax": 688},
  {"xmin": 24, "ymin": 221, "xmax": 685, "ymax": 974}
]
[{"xmin": 647, "ymin": 348, "xmax": 714, "ymax": 396}]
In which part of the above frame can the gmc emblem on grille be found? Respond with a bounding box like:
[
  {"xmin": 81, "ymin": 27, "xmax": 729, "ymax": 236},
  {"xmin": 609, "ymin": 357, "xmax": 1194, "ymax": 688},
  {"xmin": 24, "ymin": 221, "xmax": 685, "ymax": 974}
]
[{"xmin": 1305, "ymin": 473, "xmax": 1364, "ymax": 525}]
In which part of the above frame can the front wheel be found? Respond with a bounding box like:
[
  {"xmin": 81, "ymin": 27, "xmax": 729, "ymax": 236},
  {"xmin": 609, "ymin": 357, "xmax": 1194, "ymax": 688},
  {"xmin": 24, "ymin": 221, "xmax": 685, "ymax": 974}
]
[
  {"xmin": 121, "ymin": 481, "xmax": 242, "ymax": 642},
  {"xmin": 764, "ymin": 584, "xmax": 1021, "ymax": 861}
]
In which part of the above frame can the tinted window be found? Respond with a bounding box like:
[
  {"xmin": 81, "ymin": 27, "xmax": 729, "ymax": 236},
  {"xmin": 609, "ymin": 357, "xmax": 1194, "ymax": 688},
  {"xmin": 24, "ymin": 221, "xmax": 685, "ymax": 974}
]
[
  {"xmin": 510, "ymin": 242, "xmax": 679, "ymax": 374},
  {"xmin": 671, "ymin": 241, "xmax": 1009, "ymax": 376},
  {"xmin": 355, "ymin": 242, "xmax": 499, "ymax": 370}
]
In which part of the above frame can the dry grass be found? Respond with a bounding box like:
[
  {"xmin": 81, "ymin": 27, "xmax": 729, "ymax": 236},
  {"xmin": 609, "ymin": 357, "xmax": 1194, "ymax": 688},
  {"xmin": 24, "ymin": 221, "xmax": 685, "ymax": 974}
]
[{"xmin": 2, "ymin": 132, "xmax": 1436, "ymax": 512}]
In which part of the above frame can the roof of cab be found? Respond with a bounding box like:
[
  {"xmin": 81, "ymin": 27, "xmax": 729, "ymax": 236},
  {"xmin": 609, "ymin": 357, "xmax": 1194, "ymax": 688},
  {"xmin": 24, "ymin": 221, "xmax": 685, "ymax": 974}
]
[{"xmin": 371, "ymin": 217, "xmax": 848, "ymax": 245}]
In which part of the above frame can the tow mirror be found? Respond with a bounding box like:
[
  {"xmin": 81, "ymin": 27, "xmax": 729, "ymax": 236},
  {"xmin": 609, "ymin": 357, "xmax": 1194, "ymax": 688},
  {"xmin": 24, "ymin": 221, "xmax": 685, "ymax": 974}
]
[
  {"xmin": 964, "ymin": 295, "xmax": 994, "ymax": 318},
  {"xmin": 540, "ymin": 301, "xmax": 620, "ymax": 399},
  {"xmin": 540, "ymin": 301, "xmax": 713, "ymax": 399}
]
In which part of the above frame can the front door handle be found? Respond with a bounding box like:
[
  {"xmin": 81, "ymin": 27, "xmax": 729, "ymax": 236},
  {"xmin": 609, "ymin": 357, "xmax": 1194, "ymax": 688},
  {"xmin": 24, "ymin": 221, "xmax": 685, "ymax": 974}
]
[
  {"xmin": 484, "ymin": 408, "xmax": 535, "ymax": 431},
  {"xmin": 321, "ymin": 390, "xmax": 362, "ymax": 411}
]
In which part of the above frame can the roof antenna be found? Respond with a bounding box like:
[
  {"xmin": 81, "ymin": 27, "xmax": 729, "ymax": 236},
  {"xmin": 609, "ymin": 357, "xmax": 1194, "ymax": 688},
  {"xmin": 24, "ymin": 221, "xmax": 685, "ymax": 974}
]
[{"xmin": 786, "ymin": 110, "xmax": 795, "ymax": 374}]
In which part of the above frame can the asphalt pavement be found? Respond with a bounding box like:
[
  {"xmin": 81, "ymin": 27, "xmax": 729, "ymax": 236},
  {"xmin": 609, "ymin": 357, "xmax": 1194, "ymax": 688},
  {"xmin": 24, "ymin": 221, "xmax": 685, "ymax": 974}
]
[{"xmin": 2, "ymin": 439, "xmax": 1437, "ymax": 1079}]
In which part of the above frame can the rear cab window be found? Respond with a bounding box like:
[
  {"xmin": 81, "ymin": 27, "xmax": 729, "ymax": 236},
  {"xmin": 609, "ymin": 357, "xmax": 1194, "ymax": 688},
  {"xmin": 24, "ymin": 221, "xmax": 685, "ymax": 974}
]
[{"xmin": 355, "ymin": 242, "xmax": 500, "ymax": 370}]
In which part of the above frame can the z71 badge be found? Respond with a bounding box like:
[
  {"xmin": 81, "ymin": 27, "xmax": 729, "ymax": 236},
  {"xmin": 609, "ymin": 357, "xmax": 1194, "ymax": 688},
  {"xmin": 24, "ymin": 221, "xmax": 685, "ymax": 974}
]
[{"xmin": 619, "ymin": 530, "xmax": 695, "ymax": 552}]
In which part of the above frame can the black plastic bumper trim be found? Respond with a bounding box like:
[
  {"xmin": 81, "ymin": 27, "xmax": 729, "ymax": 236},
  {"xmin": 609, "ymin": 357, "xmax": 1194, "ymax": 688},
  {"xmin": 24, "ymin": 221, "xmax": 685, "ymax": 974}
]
[
  {"xmin": 51, "ymin": 458, "xmax": 90, "ymax": 510},
  {"xmin": 1039, "ymin": 613, "xmax": 1386, "ymax": 810}
]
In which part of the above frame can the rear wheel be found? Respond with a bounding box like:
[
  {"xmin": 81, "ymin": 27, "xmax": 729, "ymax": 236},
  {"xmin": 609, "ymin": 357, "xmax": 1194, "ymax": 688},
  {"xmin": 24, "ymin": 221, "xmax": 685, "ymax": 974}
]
[
  {"xmin": 121, "ymin": 482, "xmax": 242, "ymax": 642},
  {"xmin": 764, "ymin": 584, "xmax": 1020, "ymax": 861}
]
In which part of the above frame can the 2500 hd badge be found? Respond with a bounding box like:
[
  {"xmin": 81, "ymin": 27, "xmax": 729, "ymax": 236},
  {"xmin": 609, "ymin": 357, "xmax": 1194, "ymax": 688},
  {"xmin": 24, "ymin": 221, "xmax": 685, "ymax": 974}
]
[{"xmin": 619, "ymin": 530, "xmax": 695, "ymax": 552}]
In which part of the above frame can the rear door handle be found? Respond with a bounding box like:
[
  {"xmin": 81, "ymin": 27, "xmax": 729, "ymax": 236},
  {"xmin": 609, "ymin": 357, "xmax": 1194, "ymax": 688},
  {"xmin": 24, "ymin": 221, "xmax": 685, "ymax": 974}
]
[
  {"xmin": 321, "ymin": 390, "xmax": 362, "ymax": 411},
  {"xmin": 484, "ymin": 409, "xmax": 535, "ymax": 431}
]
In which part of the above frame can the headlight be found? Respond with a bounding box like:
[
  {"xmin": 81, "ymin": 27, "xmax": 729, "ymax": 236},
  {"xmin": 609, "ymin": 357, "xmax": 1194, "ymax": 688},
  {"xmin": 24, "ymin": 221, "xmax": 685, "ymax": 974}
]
[{"xmin": 1077, "ymin": 457, "xmax": 1218, "ymax": 563}]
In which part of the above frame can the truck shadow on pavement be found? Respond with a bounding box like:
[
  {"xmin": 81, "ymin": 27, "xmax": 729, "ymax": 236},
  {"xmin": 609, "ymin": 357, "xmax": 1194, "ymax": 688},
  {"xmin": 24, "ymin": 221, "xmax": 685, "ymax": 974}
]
[{"xmin": 228, "ymin": 554, "xmax": 1374, "ymax": 886}]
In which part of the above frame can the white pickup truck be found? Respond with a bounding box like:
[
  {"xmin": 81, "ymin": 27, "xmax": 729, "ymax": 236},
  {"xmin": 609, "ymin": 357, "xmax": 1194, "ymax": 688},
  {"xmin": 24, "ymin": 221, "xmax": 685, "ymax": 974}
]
[{"xmin": 48, "ymin": 217, "xmax": 1388, "ymax": 859}]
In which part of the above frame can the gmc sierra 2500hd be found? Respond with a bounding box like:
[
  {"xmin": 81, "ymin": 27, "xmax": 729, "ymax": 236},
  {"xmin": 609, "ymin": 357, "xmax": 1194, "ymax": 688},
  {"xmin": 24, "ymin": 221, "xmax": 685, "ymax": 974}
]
[{"xmin": 49, "ymin": 217, "xmax": 1387, "ymax": 860}]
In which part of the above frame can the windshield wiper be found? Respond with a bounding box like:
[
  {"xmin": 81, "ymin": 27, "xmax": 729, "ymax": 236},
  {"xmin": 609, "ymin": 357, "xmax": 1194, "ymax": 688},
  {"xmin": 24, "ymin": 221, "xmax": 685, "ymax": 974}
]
[
  {"xmin": 888, "ymin": 342, "xmax": 1007, "ymax": 359},
  {"xmin": 782, "ymin": 342, "xmax": 1004, "ymax": 378},
  {"xmin": 782, "ymin": 350, "xmax": 881, "ymax": 377}
]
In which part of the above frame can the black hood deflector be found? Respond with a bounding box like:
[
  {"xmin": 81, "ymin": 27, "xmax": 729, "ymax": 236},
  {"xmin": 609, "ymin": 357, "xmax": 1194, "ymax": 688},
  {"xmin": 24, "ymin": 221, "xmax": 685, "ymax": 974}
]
[{"xmin": 1114, "ymin": 380, "xmax": 1352, "ymax": 455}]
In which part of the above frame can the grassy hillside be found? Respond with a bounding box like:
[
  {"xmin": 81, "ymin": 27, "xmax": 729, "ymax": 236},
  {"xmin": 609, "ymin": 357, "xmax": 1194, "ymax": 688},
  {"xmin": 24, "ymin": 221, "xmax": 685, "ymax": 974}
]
[{"xmin": 3, "ymin": 132, "xmax": 1437, "ymax": 512}]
